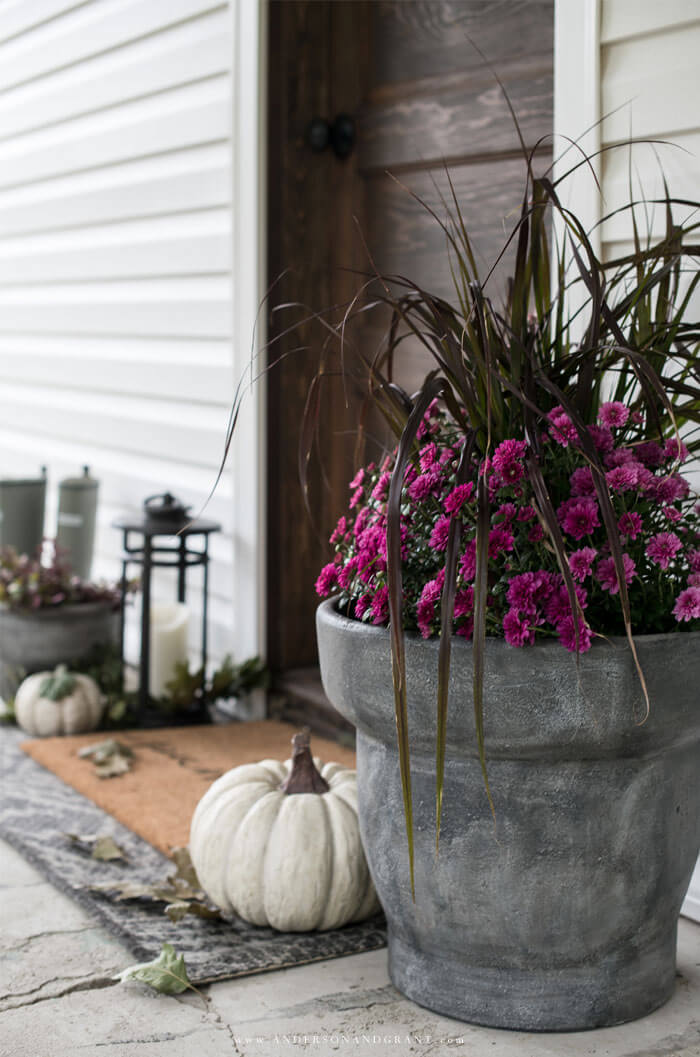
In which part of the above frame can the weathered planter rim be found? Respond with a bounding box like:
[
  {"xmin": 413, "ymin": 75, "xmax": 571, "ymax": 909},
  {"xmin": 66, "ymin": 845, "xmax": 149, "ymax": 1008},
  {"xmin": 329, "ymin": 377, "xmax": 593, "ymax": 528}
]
[
  {"xmin": 317, "ymin": 596, "xmax": 700, "ymax": 757},
  {"xmin": 318, "ymin": 594, "xmax": 699, "ymax": 650},
  {"xmin": 0, "ymin": 599, "xmax": 120, "ymax": 621}
]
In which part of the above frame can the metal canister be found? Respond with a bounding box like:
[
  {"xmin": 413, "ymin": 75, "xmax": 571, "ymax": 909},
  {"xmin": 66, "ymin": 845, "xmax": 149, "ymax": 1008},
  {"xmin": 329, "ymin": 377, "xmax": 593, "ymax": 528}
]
[
  {"xmin": 0, "ymin": 468, "xmax": 46, "ymax": 557},
  {"xmin": 56, "ymin": 466, "xmax": 99, "ymax": 580}
]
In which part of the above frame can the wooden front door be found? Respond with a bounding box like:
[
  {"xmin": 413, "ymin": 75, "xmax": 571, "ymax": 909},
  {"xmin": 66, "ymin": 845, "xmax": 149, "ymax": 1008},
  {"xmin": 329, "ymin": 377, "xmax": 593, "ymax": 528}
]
[{"xmin": 266, "ymin": 1, "xmax": 554, "ymax": 712}]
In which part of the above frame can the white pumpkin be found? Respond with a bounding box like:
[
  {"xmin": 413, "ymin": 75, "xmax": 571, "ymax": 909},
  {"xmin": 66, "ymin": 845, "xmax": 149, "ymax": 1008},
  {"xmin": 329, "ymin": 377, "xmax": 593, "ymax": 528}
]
[
  {"xmin": 189, "ymin": 731, "xmax": 381, "ymax": 931},
  {"xmin": 15, "ymin": 665, "xmax": 103, "ymax": 736}
]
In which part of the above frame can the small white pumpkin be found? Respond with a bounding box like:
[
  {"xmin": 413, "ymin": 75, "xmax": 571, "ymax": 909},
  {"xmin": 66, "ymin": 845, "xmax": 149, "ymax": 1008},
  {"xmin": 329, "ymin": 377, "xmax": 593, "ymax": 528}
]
[
  {"xmin": 15, "ymin": 665, "xmax": 103, "ymax": 737},
  {"xmin": 189, "ymin": 730, "xmax": 380, "ymax": 931}
]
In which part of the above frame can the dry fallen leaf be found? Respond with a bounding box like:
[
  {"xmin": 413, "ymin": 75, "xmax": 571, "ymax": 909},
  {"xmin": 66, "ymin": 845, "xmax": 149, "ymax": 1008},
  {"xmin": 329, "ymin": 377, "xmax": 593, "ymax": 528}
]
[
  {"xmin": 91, "ymin": 846, "xmax": 222, "ymax": 921},
  {"xmin": 78, "ymin": 738, "xmax": 133, "ymax": 779},
  {"xmin": 65, "ymin": 833, "xmax": 128, "ymax": 862},
  {"xmin": 114, "ymin": 943, "xmax": 194, "ymax": 995}
]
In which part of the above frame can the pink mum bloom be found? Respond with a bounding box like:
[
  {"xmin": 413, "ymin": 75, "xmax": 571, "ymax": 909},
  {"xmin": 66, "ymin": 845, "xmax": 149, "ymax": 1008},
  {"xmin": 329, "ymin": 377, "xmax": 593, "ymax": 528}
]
[
  {"xmin": 646, "ymin": 531, "xmax": 682, "ymax": 570},
  {"xmin": 492, "ymin": 439, "xmax": 528, "ymax": 485},
  {"xmin": 606, "ymin": 447, "xmax": 637, "ymax": 468},
  {"xmin": 454, "ymin": 586, "xmax": 474, "ymax": 618},
  {"xmin": 408, "ymin": 472, "xmax": 437, "ymax": 502},
  {"xmin": 558, "ymin": 497, "xmax": 600, "ymax": 540},
  {"xmin": 588, "ymin": 425, "xmax": 614, "ymax": 454},
  {"xmin": 528, "ymin": 523, "xmax": 545, "ymax": 542},
  {"xmin": 570, "ymin": 466, "xmax": 596, "ymax": 497},
  {"xmin": 557, "ymin": 615, "xmax": 593, "ymax": 654},
  {"xmin": 618, "ymin": 512, "xmax": 643, "ymax": 540},
  {"xmin": 517, "ymin": 504, "xmax": 537, "ymax": 522},
  {"xmin": 547, "ymin": 406, "xmax": 578, "ymax": 447},
  {"xmin": 371, "ymin": 472, "xmax": 391, "ymax": 502},
  {"xmin": 664, "ymin": 507, "xmax": 682, "ymax": 523},
  {"xmin": 459, "ymin": 539, "xmax": 477, "ymax": 581},
  {"xmin": 456, "ymin": 617, "xmax": 474, "ymax": 640},
  {"xmin": 330, "ymin": 516, "xmax": 348, "ymax": 545},
  {"xmin": 506, "ymin": 572, "xmax": 540, "ymax": 615},
  {"xmin": 652, "ymin": 474, "xmax": 690, "ymax": 505},
  {"xmin": 444, "ymin": 483, "xmax": 474, "ymax": 515},
  {"xmin": 605, "ymin": 466, "xmax": 638, "ymax": 492},
  {"xmin": 672, "ymin": 586, "xmax": 700, "ymax": 622},
  {"xmin": 545, "ymin": 581, "xmax": 588, "ymax": 625},
  {"xmin": 595, "ymin": 554, "xmax": 636, "ymax": 595},
  {"xmin": 664, "ymin": 437, "xmax": 689, "ymax": 464},
  {"xmin": 419, "ymin": 443, "xmax": 438, "ymax": 472},
  {"xmin": 416, "ymin": 571, "xmax": 445, "ymax": 638},
  {"xmin": 349, "ymin": 467, "xmax": 365, "ymax": 490},
  {"xmin": 569, "ymin": 547, "xmax": 597, "ymax": 582},
  {"xmin": 315, "ymin": 563, "xmax": 338, "ymax": 597},
  {"xmin": 337, "ymin": 556, "xmax": 358, "ymax": 590},
  {"xmin": 689, "ymin": 549, "xmax": 700, "ymax": 574},
  {"xmin": 598, "ymin": 401, "xmax": 630, "ymax": 429},
  {"xmin": 688, "ymin": 573, "xmax": 700, "ymax": 588},
  {"xmin": 349, "ymin": 486, "xmax": 364, "ymax": 508},
  {"xmin": 503, "ymin": 609, "xmax": 535, "ymax": 647},
  {"xmin": 430, "ymin": 515, "xmax": 451, "ymax": 552},
  {"xmin": 370, "ymin": 585, "xmax": 389, "ymax": 624},
  {"xmin": 354, "ymin": 594, "xmax": 371, "ymax": 618},
  {"xmin": 494, "ymin": 502, "xmax": 517, "ymax": 523},
  {"xmin": 635, "ymin": 441, "xmax": 665, "ymax": 468},
  {"xmin": 488, "ymin": 526, "xmax": 515, "ymax": 558}
]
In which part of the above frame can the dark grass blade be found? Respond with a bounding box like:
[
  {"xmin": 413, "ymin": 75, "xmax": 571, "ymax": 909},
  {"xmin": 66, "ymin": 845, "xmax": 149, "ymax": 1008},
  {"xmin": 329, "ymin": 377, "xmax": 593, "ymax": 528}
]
[
  {"xmin": 472, "ymin": 472, "xmax": 495, "ymax": 821},
  {"xmin": 435, "ymin": 433, "xmax": 476, "ymax": 851},
  {"xmin": 386, "ymin": 375, "xmax": 447, "ymax": 898}
]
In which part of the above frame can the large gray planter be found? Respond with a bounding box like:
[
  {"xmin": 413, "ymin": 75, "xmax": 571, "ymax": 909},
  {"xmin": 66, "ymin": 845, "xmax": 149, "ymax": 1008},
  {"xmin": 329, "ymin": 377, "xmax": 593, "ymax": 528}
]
[
  {"xmin": 0, "ymin": 602, "xmax": 120, "ymax": 697},
  {"xmin": 317, "ymin": 598, "xmax": 700, "ymax": 1031}
]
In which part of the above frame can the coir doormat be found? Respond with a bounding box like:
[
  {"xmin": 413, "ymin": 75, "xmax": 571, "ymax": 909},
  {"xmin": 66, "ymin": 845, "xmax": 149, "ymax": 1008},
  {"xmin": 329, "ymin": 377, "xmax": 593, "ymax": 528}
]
[
  {"xmin": 0, "ymin": 726, "xmax": 386, "ymax": 985},
  {"xmin": 19, "ymin": 720, "xmax": 357, "ymax": 854}
]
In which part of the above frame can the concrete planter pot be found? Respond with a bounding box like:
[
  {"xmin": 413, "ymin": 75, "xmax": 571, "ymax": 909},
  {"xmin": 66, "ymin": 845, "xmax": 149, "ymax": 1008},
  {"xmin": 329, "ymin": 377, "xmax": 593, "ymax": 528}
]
[
  {"xmin": 0, "ymin": 602, "xmax": 120, "ymax": 696},
  {"xmin": 317, "ymin": 598, "xmax": 700, "ymax": 1031}
]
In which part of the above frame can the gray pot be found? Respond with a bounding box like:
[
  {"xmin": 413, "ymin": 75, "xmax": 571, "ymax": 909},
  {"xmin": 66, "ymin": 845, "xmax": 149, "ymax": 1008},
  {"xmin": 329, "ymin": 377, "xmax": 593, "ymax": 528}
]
[
  {"xmin": 317, "ymin": 599, "xmax": 700, "ymax": 1031},
  {"xmin": 0, "ymin": 602, "xmax": 120, "ymax": 697}
]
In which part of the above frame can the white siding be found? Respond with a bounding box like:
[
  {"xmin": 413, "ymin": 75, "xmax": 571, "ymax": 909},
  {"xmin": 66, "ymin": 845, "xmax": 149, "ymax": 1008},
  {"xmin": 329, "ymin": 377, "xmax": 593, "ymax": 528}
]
[
  {"xmin": 0, "ymin": 0, "xmax": 265, "ymax": 671},
  {"xmin": 555, "ymin": 0, "xmax": 700, "ymax": 923},
  {"xmin": 600, "ymin": 1, "xmax": 700, "ymax": 256}
]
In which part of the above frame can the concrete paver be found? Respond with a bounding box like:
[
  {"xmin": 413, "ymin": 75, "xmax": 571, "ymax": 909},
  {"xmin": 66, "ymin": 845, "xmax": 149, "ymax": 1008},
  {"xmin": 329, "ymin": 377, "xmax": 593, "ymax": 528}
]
[{"xmin": 2, "ymin": 838, "xmax": 700, "ymax": 1057}]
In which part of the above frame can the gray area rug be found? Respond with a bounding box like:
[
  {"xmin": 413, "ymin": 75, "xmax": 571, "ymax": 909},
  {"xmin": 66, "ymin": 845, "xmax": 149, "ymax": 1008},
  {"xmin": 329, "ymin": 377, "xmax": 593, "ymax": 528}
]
[{"xmin": 0, "ymin": 727, "xmax": 387, "ymax": 984}]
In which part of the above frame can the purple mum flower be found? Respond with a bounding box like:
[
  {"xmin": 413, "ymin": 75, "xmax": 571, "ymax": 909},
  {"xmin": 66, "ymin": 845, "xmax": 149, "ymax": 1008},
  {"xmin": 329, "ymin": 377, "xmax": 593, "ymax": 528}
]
[
  {"xmin": 315, "ymin": 563, "xmax": 338, "ymax": 597},
  {"xmin": 492, "ymin": 439, "xmax": 528, "ymax": 485},
  {"xmin": 569, "ymin": 547, "xmax": 597, "ymax": 582},
  {"xmin": 673, "ymin": 587, "xmax": 700, "ymax": 622},
  {"xmin": 646, "ymin": 532, "xmax": 682, "ymax": 570},
  {"xmin": 598, "ymin": 401, "xmax": 630, "ymax": 429},
  {"xmin": 595, "ymin": 553, "xmax": 636, "ymax": 595}
]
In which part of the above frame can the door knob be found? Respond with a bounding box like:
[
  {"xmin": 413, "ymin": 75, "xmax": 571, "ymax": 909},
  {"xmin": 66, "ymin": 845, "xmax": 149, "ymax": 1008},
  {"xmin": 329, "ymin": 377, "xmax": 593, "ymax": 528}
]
[{"xmin": 306, "ymin": 114, "xmax": 356, "ymax": 160}]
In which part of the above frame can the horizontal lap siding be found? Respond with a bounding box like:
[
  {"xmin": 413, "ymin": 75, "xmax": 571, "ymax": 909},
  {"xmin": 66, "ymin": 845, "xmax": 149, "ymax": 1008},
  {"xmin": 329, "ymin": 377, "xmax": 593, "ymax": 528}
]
[
  {"xmin": 600, "ymin": 3, "xmax": 700, "ymax": 255},
  {"xmin": 0, "ymin": 0, "xmax": 237, "ymax": 667},
  {"xmin": 599, "ymin": 1, "xmax": 700, "ymax": 923}
]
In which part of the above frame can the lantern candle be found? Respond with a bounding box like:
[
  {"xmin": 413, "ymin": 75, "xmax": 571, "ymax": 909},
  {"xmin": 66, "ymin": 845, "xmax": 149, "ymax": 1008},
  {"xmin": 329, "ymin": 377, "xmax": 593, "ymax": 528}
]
[{"xmin": 149, "ymin": 602, "xmax": 189, "ymax": 699}]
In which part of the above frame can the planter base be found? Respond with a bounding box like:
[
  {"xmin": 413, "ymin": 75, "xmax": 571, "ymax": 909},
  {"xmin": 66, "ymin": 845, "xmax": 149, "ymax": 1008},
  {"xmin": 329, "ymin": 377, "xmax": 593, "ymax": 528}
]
[{"xmin": 388, "ymin": 929, "xmax": 677, "ymax": 1031}]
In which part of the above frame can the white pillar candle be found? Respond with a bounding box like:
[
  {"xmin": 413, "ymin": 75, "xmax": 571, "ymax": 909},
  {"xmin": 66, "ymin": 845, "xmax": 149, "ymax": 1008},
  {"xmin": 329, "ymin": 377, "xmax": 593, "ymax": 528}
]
[{"xmin": 149, "ymin": 602, "xmax": 189, "ymax": 699}]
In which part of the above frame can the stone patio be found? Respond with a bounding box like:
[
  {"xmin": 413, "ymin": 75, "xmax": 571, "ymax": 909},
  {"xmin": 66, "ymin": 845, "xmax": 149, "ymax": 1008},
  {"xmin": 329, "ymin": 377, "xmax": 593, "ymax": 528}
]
[{"xmin": 2, "ymin": 839, "xmax": 700, "ymax": 1057}]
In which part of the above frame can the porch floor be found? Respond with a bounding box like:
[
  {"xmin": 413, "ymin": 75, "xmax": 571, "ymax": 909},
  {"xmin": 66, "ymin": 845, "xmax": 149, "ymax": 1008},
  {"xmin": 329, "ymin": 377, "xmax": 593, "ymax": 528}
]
[{"xmin": 2, "ymin": 838, "xmax": 699, "ymax": 1057}]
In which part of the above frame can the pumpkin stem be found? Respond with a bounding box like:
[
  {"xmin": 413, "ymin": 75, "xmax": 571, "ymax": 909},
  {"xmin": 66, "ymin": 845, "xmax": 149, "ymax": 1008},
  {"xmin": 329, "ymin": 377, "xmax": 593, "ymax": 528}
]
[
  {"xmin": 39, "ymin": 664, "xmax": 78, "ymax": 702},
  {"xmin": 279, "ymin": 729, "xmax": 330, "ymax": 795}
]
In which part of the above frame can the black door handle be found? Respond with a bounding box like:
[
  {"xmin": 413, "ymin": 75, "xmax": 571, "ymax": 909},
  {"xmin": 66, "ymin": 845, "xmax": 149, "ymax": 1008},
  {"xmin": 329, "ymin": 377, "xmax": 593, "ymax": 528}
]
[{"xmin": 307, "ymin": 114, "xmax": 356, "ymax": 160}]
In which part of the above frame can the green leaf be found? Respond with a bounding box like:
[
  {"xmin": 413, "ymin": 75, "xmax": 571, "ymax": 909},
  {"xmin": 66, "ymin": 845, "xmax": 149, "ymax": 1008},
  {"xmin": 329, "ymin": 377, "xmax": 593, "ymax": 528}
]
[
  {"xmin": 39, "ymin": 664, "xmax": 77, "ymax": 702},
  {"xmin": 114, "ymin": 943, "xmax": 192, "ymax": 995}
]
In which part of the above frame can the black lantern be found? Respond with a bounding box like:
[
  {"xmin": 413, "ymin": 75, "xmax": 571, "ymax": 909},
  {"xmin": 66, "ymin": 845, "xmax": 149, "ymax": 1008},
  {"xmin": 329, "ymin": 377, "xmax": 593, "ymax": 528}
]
[{"xmin": 113, "ymin": 493, "xmax": 221, "ymax": 717}]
